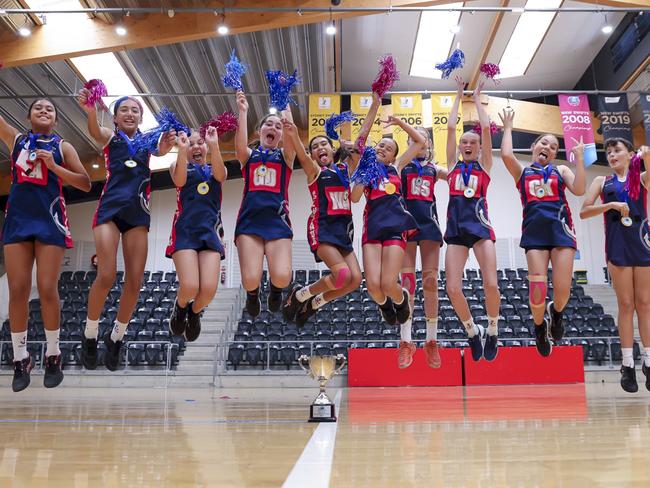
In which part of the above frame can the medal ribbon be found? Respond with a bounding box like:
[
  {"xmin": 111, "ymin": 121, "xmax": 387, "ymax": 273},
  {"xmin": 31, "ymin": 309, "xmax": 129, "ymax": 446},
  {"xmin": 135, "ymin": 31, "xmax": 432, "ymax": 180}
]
[
  {"xmin": 197, "ymin": 163, "xmax": 212, "ymax": 182},
  {"xmin": 331, "ymin": 163, "xmax": 350, "ymax": 189},
  {"xmin": 412, "ymin": 158, "xmax": 424, "ymax": 177},
  {"xmin": 459, "ymin": 161, "xmax": 472, "ymax": 188},
  {"xmin": 531, "ymin": 162, "xmax": 554, "ymax": 185},
  {"xmin": 118, "ymin": 130, "xmax": 137, "ymax": 157},
  {"xmin": 613, "ymin": 176, "xmax": 631, "ymax": 207}
]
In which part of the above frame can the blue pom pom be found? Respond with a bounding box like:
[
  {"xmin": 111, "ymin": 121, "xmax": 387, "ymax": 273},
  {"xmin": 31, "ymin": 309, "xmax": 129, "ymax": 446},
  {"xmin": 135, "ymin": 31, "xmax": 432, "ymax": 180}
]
[
  {"xmin": 222, "ymin": 50, "xmax": 247, "ymax": 91},
  {"xmin": 266, "ymin": 69, "xmax": 300, "ymax": 111},
  {"xmin": 133, "ymin": 108, "xmax": 189, "ymax": 154},
  {"xmin": 325, "ymin": 111, "xmax": 355, "ymax": 141},
  {"xmin": 435, "ymin": 48, "xmax": 465, "ymax": 79},
  {"xmin": 351, "ymin": 147, "xmax": 385, "ymax": 188}
]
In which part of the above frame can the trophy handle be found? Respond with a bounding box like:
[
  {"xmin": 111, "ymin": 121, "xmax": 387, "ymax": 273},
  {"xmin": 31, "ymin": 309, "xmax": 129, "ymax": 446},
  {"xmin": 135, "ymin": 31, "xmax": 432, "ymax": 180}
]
[
  {"xmin": 298, "ymin": 355, "xmax": 311, "ymax": 373},
  {"xmin": 333, "ymin": 354, "xmax": 347, "ymax": 375}
]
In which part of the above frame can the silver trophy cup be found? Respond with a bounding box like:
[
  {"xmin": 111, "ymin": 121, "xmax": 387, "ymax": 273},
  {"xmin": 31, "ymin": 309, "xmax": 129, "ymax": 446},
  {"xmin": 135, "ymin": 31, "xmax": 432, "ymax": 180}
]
[{"xmin": 298, "ymin": 354, "xmax": 346, "ymax": 422}]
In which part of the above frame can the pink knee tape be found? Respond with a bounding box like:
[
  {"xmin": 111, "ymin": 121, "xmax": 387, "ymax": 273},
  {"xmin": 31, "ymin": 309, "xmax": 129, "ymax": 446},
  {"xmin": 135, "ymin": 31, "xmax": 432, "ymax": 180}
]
[
  {"xmin": 528, "ymin": 276, "xmax": 547, "ymax": 307},
  {"xmin": 333, "ymin": 267, "xmax": 350, "ymax": 289},
  {"xmin": 402, "ymin": 272, "xmax": 416, "ymax": 296}
]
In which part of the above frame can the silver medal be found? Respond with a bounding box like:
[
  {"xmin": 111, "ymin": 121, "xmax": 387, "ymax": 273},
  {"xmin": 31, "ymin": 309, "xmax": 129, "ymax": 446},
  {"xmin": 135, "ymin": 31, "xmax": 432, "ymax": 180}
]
[
  {"xmin": 28, "ymin": 151, "xmax": 38, "ymax": 162},
  {"xmin": 464, "ymin": 187, "xmax": 475, "ymax": 198},
  {"xmin": 535, "ymin": 186, "xmax": 546, "ymax": 198},
  {"xmin": 621, "ymin": 216, "xmax": 633, "ymax": 227},
  {"xmin": 125, "ymin": 160, "xmax": 137, "ymax": 168}
]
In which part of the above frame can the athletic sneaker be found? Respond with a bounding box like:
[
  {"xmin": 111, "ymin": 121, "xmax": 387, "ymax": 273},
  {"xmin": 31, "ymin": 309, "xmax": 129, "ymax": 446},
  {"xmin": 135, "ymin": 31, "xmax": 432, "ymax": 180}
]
[
  {"xmin": 43, "ymin": 354, "xmax": 64, "ymax": 388},
  {"xmin": 620, "ymin": 365, "xmax": 638, "ymax": 393},
  {"xmin": 379, "ymin": 298, "xmax": 397, "ymax": 326},
  {"xmin": 642, "ymin": 363, "xmax": 650, "ymax": 392},
  {"xmin": 467, "ymin": 325, "xmax": 484, "ymax": 362},
  {"xmin": 81, "ymin": 335, "xmax": 98, "ymax": 370},
  {"xmin": 104, "ymin": 334, "xmax": 123, "ymax": 371},
  {"xmin": 296, "ymin": 298, "xmax": 317, "ymax": 327},
  {"xmin": 547, "ymin": 301, "xmax": 565, "ymax": 342},
  {"xmin": 535, "ymin": 320, "xmax": 552, "ymax": 357},
  {"xmin": 423, "ymin": 340, "xmax": 441, "ymax": 368},
  {"xmin": 483, "ymin": 334, "xmax": 499, "ymax": 362},
  {"xmin": 245, "ymin": 290, "xmax": 261, "ymax": 318},
  {"xmin": 394, "ymin": 288, "xmax": 411, "ymax": 324},
  {"xmin": 185, "ymin": 304, "xmax": 201, "ymax": 342},
  {"xmin": 398, "ymin": 341, "xmax": 416, "ymax": 369},
  {"xmin": 12, "ymin": 355, "xmax": 33, "ymax": 392},
  {"xmin": 169, "ymin": 298, "xmax": 189, "ymax": 336},
  {"xmin": 282, "ymin": 284, "xmax": 303, "ymax": 322},
  {"xmin": 267, "ymin": 286, "xmax": 283, "ymax": 313}
]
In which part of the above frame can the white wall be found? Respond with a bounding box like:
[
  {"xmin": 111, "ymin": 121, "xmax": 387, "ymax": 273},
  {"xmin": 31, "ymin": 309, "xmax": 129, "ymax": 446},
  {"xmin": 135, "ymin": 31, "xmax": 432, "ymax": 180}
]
[{"xmin": 63, "ymin": 156, "xmax": 615, "ymax": 286}]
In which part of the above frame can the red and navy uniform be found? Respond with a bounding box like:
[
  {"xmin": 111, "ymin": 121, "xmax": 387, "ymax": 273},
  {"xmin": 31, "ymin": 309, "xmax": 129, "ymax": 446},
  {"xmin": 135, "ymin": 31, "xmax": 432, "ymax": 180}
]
[
  {"xmin": 362, "ymin": 164, "xmax": 418, "ymax": 247},
  {"xmin": 93, "ymin": 131, "xmax": 152, "ymax": 233},
  {"xmin": 166, "ymin": 163, "xmax": 225, "ymax": 259},
  {"xmin": 601, "ymin": 174, "xmax": 650, "ymax": 267},
  {"xmin": 235, "ymin": 147, "xmax": 292, "ymax": 241},
  {"xmin": 307, "ymin": 163, "xmax": 353, "ymax": 262},
  {"xmin": 3, "ymin": 133, "xmax": 73, "ymax": 248},
  {"xmin": 444, "ymin": 160, "xmax": 495, "ymax": 248},
  {"xmin": 517, "ymin": 164, "xmax": 576, "ymax": 251},
  {"xmin": 401, "ymin": 159, "xmax": 442, "ymax": 244}
]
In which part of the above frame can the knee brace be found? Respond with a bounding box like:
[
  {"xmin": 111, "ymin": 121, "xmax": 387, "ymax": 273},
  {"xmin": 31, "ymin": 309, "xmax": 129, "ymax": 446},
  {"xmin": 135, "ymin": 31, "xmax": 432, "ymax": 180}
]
[
  {"xmin": 325, "ymin": 264, "xmax": 351, "ymax": 290},
  {"xmin": 401, "ymin": 269, "xmax": 416, "ymax": 296},
  {"xmin": 528, "ymin": 275, "xmax": 548, "ymax": 309},
  {"xmin": 422, "ymin": 270, "xmax": 438, "ymax": 292}
]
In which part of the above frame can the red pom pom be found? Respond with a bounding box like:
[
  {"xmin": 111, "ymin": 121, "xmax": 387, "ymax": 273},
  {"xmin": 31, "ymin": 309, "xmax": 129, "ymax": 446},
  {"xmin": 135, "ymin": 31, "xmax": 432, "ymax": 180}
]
[
  {"xmin": 479, "ymin": 63, "xmax": 501, "ymax": 80},
  {"xmin": 200, "ymin": 111, "xmax": 239, "ymax": 139},
  {"xmin": 371, "ymin": 55, "xmax": 400, "ymax": 97},
  {"xmin": 627, "ymin": 152, "xmax": 643, "ymax": 201},
  {"xmin": 472, "ymin": 120, "xmax": 500, "ymax": 136},
  {"xmin": 83, "ymin": 79, "xmax": 108, "ymax": 111}
]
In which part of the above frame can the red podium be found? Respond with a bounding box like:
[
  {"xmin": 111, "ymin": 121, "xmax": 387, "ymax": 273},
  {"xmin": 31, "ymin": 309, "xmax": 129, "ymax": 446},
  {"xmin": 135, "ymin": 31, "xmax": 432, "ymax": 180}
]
[{"xmin": 347, "ymin": 347, "xmax": 463, "ymax": 387}]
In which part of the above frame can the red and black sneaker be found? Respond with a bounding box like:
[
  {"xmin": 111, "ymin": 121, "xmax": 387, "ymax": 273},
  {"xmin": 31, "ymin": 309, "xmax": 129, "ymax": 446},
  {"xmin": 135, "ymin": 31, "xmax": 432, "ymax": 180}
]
[
  {"xmin": 44, "ymin": 354, "xmax": 64, "ymax": 388},
  {"xmin": 12, "ymin": 355, "xmax": 34, "ymax": 393}
]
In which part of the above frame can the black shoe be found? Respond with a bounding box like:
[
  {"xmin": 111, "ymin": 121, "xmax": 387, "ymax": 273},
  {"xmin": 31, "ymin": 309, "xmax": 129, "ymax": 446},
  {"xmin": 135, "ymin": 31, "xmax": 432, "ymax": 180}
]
[
  {"xmin": 282, "ymin": 284, "xmax": 303, "ymax": 322},
  {"xmin": 185, "ymin": 303, "xmax": 201, "ymax": 342},
  {"xmin": 547, "ymin": 301, "xmax": 564, "ymax": 342},
  {"xmin": 621, "ymin": 365, "xmax": 638, "ymax": 393},
  {"xmin": 12, "ymin": 355, "xmax": 33, "ymax": 392},
  {"xmin": 296, "ymin": 298, "xmax": 317, "ymax": 327},
  {"xmin": 169, "ymin": 298, "xmax": 189, "ymax": 336},
  {"xmin": 484, "ymin": 333, "xmax": 498, "ymax": 361},
  {"xmin": 394, "ymin": 289, "xmax": 411, "ymax": 325},
  {"xmin": 467, "ymin": 325, "xmax": 484, "ymax": 361},
  {"xmin": 44, "ymin": 354, "xmax": 64, "ymax": 388},
  {"xmin": 245, "ymin": 290, "xmax": 261, "ymax": 318},
  {"xmin": 642, "ymin": 363, "xmax": 650, "ymax": 392},
  {"xmin": 379, "ymin": 298, "xmax": 397, "ymax": 326},
  {"xmin": 267, "ymin": 285, "xmax": 284, "ymax": 313},
  {"xmin": 81, "ymin": 335, "xmax": 98, "ymax": 370},
  {"xmin": 103, "ymin": 334, "xmax": 123, "ymax": 372},
  {"xmin": 535, "ymin": 320, "xmax": 552, "ymax": 357}
]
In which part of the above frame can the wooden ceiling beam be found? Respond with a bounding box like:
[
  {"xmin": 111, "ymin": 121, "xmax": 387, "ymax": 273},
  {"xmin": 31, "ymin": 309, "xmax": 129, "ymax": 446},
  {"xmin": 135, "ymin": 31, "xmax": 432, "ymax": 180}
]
[{"xmin": 468, "ymin": 0, "xmax": 509, "ymax": 90}]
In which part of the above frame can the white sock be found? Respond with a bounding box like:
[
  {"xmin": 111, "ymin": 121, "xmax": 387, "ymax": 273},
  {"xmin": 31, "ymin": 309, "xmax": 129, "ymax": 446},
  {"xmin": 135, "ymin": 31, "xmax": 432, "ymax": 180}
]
[
  {"xmin": 425, "ymin": 317, "xmax": 438, "ymax": 342},
  {"xmin": 487, "ymin": 316, "xmax": 499, "ymax": 336},
  {"xmin": 312, "ymin": 293, "xmax": 328, "ymax": 310},
  {"xmin": 622, "ymin": 348, "xmax": 634, "ymax": 368},
  {"xmin": 400, "ymin": 319, "xmax": 412, "ymax": 342},
  {"xmin": 85, "ymin": 318, "xmax": 99, "ymax": 339},
  {"xmin": 11, "ymin": 331, "xmax": 28, "ymax": 361},
  {"xmin": 110, "ymin": 320, "xmax": 128, "ymax": 342},
  {"xmin": 644, "ymin": 348, "xmax": 650, "ymax": 368},
  {"xmin": 45, "ymin": 329, "xmax": 61, "ymax": 357},
  {"xmin": 296, "ymin": 287, "xmax": 313, "ymax": 303},
  {"xmin": 462, "ymin": 319, "xmax": 478, "ymax": 338}
]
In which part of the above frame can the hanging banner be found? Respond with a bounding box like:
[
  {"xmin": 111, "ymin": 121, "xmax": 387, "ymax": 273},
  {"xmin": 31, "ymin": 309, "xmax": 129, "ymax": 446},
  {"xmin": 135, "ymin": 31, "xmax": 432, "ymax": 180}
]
[
  {"xmin": 597, "ymin": 93, "xmax": 633, "ymax": 142},
  {"xmin": 640, "ymin": 92, "xmax": 650, "ymax": 144},
  {"xmin": 558, "ymin": 94, "xmax": 598, "ymax": 167},
  {"xmin": 350, "ymin": 93, "xmax": 383, "ymax": 146},
  {"xmin": 390, "ymin": 93, "xmax": 423, "ymax": 157},
  {"xmin": 308, "ymin": 94, "xmax": 341, "ymax": 142},
  {"xmin": 431, "ymin": 93, "xmax": 463, "ymax": 168}
]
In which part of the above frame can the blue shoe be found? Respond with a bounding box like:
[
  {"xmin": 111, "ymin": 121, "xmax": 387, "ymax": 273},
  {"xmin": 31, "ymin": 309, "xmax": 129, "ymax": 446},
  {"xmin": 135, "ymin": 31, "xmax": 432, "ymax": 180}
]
[
  {"xmin": 467, "ymin": 325, "xmax": 484, "ymax": 361},
  {"xmin": 484, "ymin": 333, "xmax": 498, "ymax": 361}
]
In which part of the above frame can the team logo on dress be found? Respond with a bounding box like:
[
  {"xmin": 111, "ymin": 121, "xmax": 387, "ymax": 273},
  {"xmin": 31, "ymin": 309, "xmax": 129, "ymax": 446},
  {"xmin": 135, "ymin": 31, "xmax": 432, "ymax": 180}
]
[
  {"xmin": 278, "ymin": 199, "xmax": 291, "ymax": 229},
  {"xmin": 346, "ymin": 221, "xmax": 355, "ymax": 243},
  {"xmin": 139, "ymin": 178, "xmax": 151, "ymax": 215},
  {"xmin": 215, "ymin": 213, "xmax": 225, "ymax": 240},
  {"xmin": 474, "ymin": 198, "xmax": 492, "ymax": 229},
  {"xmin": 640, "ymin": 219, "xmax": 650, "ymax": 252},
  {"xmin": 558, "ymin": 204, "xmax": 576, "ymax": 240},
  {"xmin": 49, "ymin": 196, "xmax": 70, "ymax": 237}
]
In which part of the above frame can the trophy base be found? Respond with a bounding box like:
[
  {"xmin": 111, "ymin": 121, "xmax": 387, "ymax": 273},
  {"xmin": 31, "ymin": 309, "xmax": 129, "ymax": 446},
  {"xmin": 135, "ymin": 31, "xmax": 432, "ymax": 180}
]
[{"xmin": 309, "ymin": 403, "xmax": 337, "ymax": 423}]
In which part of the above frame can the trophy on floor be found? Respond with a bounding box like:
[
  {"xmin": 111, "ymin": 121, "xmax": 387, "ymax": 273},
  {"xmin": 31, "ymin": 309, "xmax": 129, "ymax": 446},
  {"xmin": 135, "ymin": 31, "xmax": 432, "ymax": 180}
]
[{"xmin": 298, "ymin": 354, "xmax": 346, "ymax": 422}]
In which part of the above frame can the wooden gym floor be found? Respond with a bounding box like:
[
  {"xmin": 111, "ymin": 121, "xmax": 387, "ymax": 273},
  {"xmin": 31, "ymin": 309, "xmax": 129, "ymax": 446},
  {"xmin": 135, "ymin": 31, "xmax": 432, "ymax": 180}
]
[{"xmin": 0, "ymin": 382, "xmax": 649, "ymax": 487}]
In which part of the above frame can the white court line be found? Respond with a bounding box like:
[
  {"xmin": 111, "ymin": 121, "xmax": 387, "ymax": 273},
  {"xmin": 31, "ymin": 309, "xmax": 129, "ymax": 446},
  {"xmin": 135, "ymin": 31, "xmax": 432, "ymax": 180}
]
[{"xmin": 282, "ymin": 390, "xmax": 342, "ymax": 488}]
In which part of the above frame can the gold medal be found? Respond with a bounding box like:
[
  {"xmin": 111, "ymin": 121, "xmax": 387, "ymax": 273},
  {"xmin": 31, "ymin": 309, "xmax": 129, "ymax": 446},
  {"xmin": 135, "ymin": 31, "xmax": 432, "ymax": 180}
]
[
  {"xmin": 535, "ymin": 186, "xmax": 546, "ymax": 198},
  {"xmin": 28, "ymin": 151, "xmax": 38, "ymax": 162},
  {"xmin": 621, "ymin": 216, "xmax": 633, "ymax": 227},
  {"xmin": 255, "ymin": 164, "xmax": 267, "ymax": 177},
  {"xmin": 464, "ymin": 187, "xmax": 475, "ymax": 198},
  {"xmin": 125, "ymin": 160, "xmax": 137, "ymax": 168},
  {"xmin": 197, "ymin": 182, "xmax": 210, "ymax": 195},
  {"xmin": 415, "ymin": 177, "xmax": 423, "ymax": 186},
  {"xmin": 384, "ymin": 182, "xmax": 396, "ymax": 195}
]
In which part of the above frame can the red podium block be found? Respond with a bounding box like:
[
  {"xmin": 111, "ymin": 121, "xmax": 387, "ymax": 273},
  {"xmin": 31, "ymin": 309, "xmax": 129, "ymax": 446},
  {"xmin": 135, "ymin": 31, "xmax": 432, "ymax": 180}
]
[
  {"xmin": 464, "ymin": 346, "xmax": 585, "ymax": 385},
  {"xmin": 347, "ymin": 347, "xmax": 463, "ymax": 387}
]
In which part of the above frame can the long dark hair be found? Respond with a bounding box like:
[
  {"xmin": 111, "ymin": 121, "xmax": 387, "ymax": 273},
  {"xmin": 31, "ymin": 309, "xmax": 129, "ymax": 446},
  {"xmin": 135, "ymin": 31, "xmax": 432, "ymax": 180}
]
[{"xmin": 28, "ymin": 98, "xmax": 58, "ymax": 122}]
